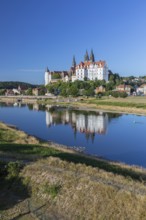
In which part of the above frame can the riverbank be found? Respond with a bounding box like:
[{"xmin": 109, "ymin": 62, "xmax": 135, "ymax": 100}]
[
  {"xmin": 1, "ymin": 95, "xmax": 146, "ymax": 116},
  {"xmin": 1, "ymin": 122, "xmax": 146, "ymax": 219}
]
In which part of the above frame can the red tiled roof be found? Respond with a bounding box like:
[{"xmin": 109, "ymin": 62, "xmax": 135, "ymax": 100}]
[
  {"xmin": 76, "ymin": 60, "xmax": 106, "ymax": 68},
  {"xmin": 140, "ymin": 84, "xmax": 146, "ymax": 88}
]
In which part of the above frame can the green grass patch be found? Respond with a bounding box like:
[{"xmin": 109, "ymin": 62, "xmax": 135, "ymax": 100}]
[
  {"xmin": 1, "ymin": 143, "xmax": 146, "ymax": 182},
  {"xmin": 42, "ymin": 183, "xmax": 61, "ymax": 199},
  {"xmin": 87, "ymin": 99, "xmax": 146, "ymax": 109},
  {"xmin": 0, "ymin": 143, "xmax": 59, "ymax": 156}
]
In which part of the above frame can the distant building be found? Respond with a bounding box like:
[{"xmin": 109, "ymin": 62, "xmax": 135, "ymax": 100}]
[
  {"xmin": 116, "ymin": 84, "xmax": 132, "ymax": 95},
  {"xmin": 5, "ymin": 89, "xmax": 20, "ymax": 96},
  {"xmin": 136, "ymin": 84, "xmax": 146, "ymax": 95},
  {"xmin": 32, "ymin": 87, "xmax": 46, "ymax": 96},
  {"xmin": 95, "ymin": 86, "xmax": 106, "ymax": 94},
  {"xmin": 45, "ymin": 68, "xmax": 71, "ymax": 85}
]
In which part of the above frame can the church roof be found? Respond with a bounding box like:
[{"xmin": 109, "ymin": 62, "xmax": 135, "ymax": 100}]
[{"xmin": 76, "ymin": 60, "xmax": 106, "ymax": 68}]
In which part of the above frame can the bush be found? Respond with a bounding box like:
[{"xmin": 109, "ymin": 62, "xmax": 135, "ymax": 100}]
[
  {"xmin": 119, "ymin": 92, "xmax": 128, "ymax": 98},
  {"xmin": 52, "ymin": 73, "xmax": 61, "ymax": 79},
  {"xmin": 105, "ymin": 91, "xmax": 128, "ymax": 98},
  {"xmin": 7, "ymin": 161, "xmax": 22, "ymax": 178},
  {"xmin": 42, "ymin": 183, "xmax": 61, "ymax": 199}
]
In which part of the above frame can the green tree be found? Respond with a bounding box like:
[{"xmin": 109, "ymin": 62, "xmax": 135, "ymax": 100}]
[
  {"xmin": 60, "ymin": 88, "xmax": 67, "ymax": 96},
  {"xmin": 105, "ymin": 82, "xmax": 115, "ymax": 91},
  {"xmin": 0, "ymin": 89, "xmax": 5, "ymax": 95},
  {"xmin": 26, "ymin": 88, "xmax": 32, "ymax": 95},
  {"xmin": 46, "ymin": 84, "xmax": 55, "ymax": 94},
  {"xmin": 83, "ymin": 87, "xmax": 95, "ymax": 96},
  {"xmin": 52, "ymin": 73, "xmax": 61, "ymax": 79},
  {"xmin": 68, "ymin": 85, "xmax": 79, "ymax": 97}
]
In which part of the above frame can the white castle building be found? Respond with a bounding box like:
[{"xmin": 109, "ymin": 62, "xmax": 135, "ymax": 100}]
[
  {"xmin": 75, "ymin": 60, "xmax": 108, "ymax": 82},
  {"xmin": 45, "ymin": 50, "xmax": 109, "ymax": 85}
]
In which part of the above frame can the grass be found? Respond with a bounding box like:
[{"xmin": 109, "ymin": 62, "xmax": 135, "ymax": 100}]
[
  {"xmin": 42, "ymin": 183, "xmax": 61, "ymax": 199},
  {"xmin": 1, "ymin": 121, "xmax": 146, "ymax": 219},
  {"xmin": 0, "ymin": 143, "xmax": 59, "ymax": 156},
  {"xmin": 75, "ymin": 96, "xmax": 146, "ymax": 109},
  {"xmin": 0, "ymin": 143, "xmax": 146, "ymax": 183},
  {"xmin": 20, "ymin": 157, "xmax": 146, "ymax": 220},
  {"xmin": 0, "ymin": 122, "xmax": 40, "ymax": 145},
  {"xmin": 37, "ymin": 95, "xmax": 146, "ymax": 115},
  {"xmin": 87, "ymin": 99, "xmax": 146, "ymax": 109}
]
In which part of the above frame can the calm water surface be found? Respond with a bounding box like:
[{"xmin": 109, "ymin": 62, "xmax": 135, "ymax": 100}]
[{"xmin": 0, "ymin": 102, "xmax": 146, "ymax": 167}]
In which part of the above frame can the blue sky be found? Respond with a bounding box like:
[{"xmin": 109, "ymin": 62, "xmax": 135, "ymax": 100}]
[{"xmin": 0, "ymin": 0, "xmax": 146, "ymax": 84}]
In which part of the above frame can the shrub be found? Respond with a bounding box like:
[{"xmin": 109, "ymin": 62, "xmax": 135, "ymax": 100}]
[
  {"xmin": 7, "ymin": 161, "xmax": 22, "ymax": 178},
  {"xmin": 42, "ymin": 183, "xmax": 61, "ymax": 199},
  {"xmin": 119, "ymin": 92, "xmax": 128, "ymax": 98}
]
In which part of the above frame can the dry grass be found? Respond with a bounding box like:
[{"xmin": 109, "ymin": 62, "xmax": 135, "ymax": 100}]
[
  {"xmin": 0, "ymin": 122, "xmax": 39, "ymax": 145},
  {"xmin": 1, "ymin": 121, "xmax": 146, "ymax": 219},
  {"xmin": 18, "ymin": 157, "xmax": 146, "ymax": 220}
]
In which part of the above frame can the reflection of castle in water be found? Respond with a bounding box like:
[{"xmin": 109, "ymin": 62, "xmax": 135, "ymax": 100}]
[{"xmin": 46, "ymin": 109, "xmax": 108, "ymax": 137}]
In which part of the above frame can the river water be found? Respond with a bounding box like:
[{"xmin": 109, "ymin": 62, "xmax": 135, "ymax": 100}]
[{"xmin": 0, "ymin": 102, "xmax": 146, "ymax": 167}]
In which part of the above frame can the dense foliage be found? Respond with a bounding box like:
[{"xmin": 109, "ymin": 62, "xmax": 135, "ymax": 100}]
[
  {"xmin": 51, "ymin": 73, "xmax": 61, "ymax": 79},
  {"xmin": 46, "ymin": 79, "xmax": 128, "ymax": 98},
  {"xmin": 0, "ymin": 81, "xmax": 37, "ymax": 89}
]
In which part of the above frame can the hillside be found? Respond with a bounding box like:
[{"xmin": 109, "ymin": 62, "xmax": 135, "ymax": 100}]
[{"xmin": 0, "ymin": 81, "xmax": 38, "ymax": 89}]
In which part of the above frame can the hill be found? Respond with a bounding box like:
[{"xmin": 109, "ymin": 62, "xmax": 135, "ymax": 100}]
[{"xmin": 0, "ymin": 81, "xmax": 38, "ymax": 89}]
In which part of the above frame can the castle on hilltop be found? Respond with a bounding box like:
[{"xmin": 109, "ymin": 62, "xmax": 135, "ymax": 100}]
[{"xmin": 45, "ymin": 50, "xmax": 109, "ymax": 85}]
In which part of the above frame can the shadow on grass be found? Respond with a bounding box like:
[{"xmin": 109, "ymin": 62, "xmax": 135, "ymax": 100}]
[
  {"xmin": 0, "ymin": 161, "xmax": 30, "ymax": 211},
  {"xmin": 0, "ymin": 143, "xmax": 146, "ymax": 183},
  {"xmin": 55, "ymin": 152, "xmax": 146, "ymax": 182}
]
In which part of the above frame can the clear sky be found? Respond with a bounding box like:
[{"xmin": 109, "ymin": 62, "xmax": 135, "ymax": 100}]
[{"xmin": 0, "ymin": 0, "xmax": 146, "ymax": 84}]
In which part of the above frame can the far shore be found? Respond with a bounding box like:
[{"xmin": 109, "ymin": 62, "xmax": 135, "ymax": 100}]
[{"xmin": 1, "ymin": 95, "xmax": 146, "ymax": 116}]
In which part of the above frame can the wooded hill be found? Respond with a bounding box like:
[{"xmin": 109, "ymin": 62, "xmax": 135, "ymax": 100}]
[{"xmin": 0, "ymin": 81, "xmax": 37, "ymax": 89}]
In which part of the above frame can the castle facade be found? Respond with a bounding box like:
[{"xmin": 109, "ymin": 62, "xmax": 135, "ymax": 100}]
[{"xmin": 45, "ymin": 50, "xmax": 109, "ymax": 85}]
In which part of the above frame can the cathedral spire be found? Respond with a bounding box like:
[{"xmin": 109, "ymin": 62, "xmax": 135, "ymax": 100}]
[
  {"xmin": 90, "ymin": 49, "xmax": 95, "ymax": 62},
  {"xmin": 46, "ymin": 67, "xmax": 49, "ymax": 72},
  {"xmin": 72, "ymin": 55, "xmax": 76, "ymax": 68},
  {"xmin": 84, "ymin": 50, "xmax": 89, "ymax": 62}
]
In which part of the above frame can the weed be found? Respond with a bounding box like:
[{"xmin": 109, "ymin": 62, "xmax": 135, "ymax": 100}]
[
  {"xmin": 7, "ymin": 161, "xmax": 22, "ymax": 179},
  {"xmin": 42, "ymin": 183, "xmax": 61, "ymax": 199}
]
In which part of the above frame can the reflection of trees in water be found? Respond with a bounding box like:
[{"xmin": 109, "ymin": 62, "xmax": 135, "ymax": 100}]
[{"xmin": 108, "ymin": 112, "xmax": 122, "ymax": 121}]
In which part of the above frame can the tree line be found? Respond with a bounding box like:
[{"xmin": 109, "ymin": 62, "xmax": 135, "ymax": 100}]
[{"xmin": 46, "ymin": 73, "xmax": 128, "ymax": 98}]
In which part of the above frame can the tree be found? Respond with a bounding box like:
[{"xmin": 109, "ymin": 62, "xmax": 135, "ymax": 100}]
[
  {"xmin": 0, "ymin": 89, "xmax": 5, "ymax": 95},
  {"xmin": 26, "ymin": 88, "xmax": 32, "ymax": 95},
  {"xmin": 84, "ymin": 76, "xmax": 88, "ymax": 81},
  {"xmin": 68, "ymin": 85, "xmax": 79, "ymax": 97},
  {"xmin": 46, "ymin": 84, "xmax": 55, "ymax": 94},
  {"xmin": 83, "ymin": 87, "xmax": 95, "ymax": 96},
  {"xmin": 52, "ymin": 73, "xmax": 61, "ymax": 79},
  {"xmin": 105, "ymin": 82, "xmax": 115, "ymax": 91},
  {"xmin": 60, "ymin": 88, "xmax": 67, "ymax": 97},
  {"xmin": 84, "ymin": 50, "xmax": 89, "ymax": 62}
]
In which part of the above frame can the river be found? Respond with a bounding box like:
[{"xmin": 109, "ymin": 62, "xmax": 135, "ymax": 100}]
[{"xmin": 0, "ymin": 102, "xmax": 146, "ymax": 167}]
